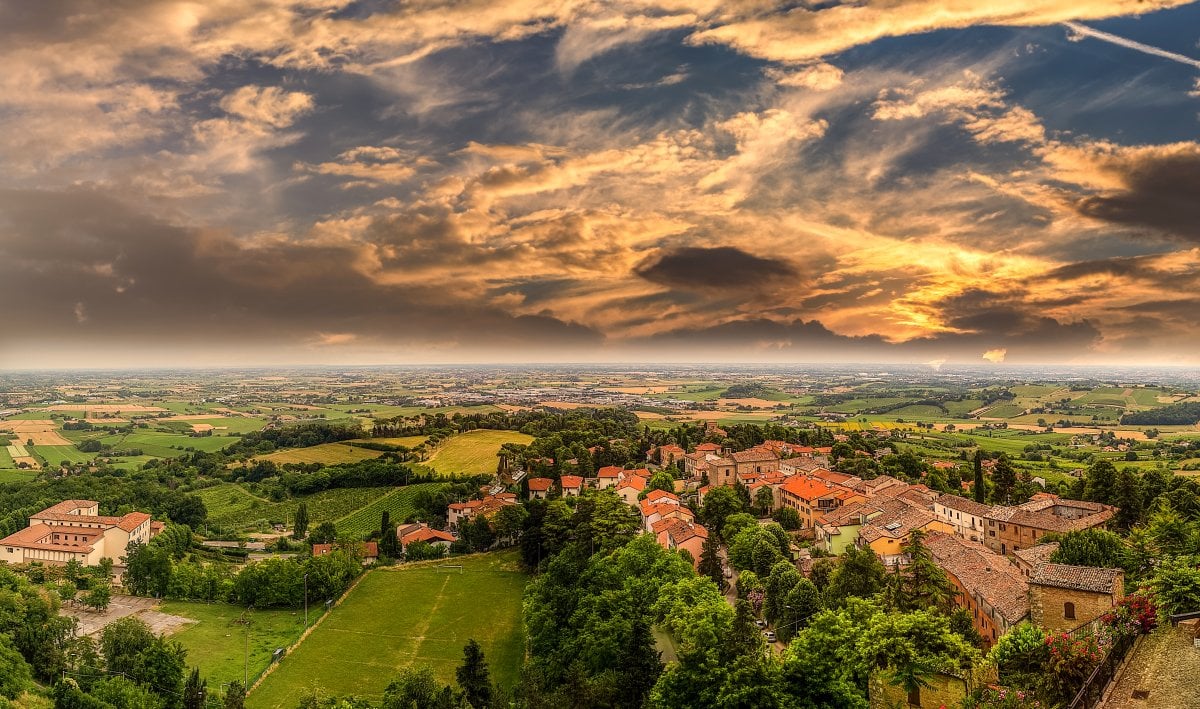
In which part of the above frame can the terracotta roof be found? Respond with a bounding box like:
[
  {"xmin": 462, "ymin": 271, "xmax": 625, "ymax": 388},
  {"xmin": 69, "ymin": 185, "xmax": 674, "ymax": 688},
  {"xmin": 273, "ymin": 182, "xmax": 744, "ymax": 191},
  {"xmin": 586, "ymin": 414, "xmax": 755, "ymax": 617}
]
[
  {"xmin": 781, "ymin": 475, "xmax": 853, "ymax": 502},
  {"xmin": 617, "ymin": 474, "xmax": 647, "ymax": 492},
  {"xmin": 401, "ymin": 527, "xmax": 456, "ymax": 545},
  {"xmin": 597, "ymin": 465, "xmax": 623, "ymax": 478},
  {"xmin": 559, "ymin": 475, "xmax": 584, "ymax": 489},
  {"xmin": 643, "ymin": 489, "xmax": 678, "ymax": 504},
  {"xmin": 117, "ymin": 512, "xmax": 151, "ymax": 532},
  {"xmin": 695, "ymin": 443, "xmax": 722, "ymax": 452},
  {"xmin": 527, "ymin": 477, "xmax": 553, "ymax": 492},
  {"xmin": 858, "ymin": 500, "xmax": 937, "ymax": 543},
  {"xmin": 731, "ymin": 448, "xmax": 779, "ymax": 463},
  {"xmin": 1013, "ymin": 542, "xmax": 1059, "ymax": 569},
  {"xmin": 39, "ymin": 500, "xmax": 97, "ymax": 514},
  {"xmin": 1030, "ymin": 563, "xmax": 1123, "ymax": 594},
  {"xmin": 925, "ymin": 532, "xmax": 1030, "ymax": 625},
  {"xmin": 937, "ymin": 494, "xmax": 992, "ymax": 517},
  {"xmin": 657, "ymin": 518, "xmax": 709, "ymax": 544},
  {"xmin": 659, "ymin": 444, "xmax": 685, "ymax": 453}
]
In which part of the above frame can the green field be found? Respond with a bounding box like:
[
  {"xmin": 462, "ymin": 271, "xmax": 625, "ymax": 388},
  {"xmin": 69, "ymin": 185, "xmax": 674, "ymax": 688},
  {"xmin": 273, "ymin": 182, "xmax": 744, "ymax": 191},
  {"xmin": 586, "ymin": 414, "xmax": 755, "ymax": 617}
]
[
  {"xmin": 0, "ymin": 469, "xmax": 38, "ymax": 483},
  {"xmin": 248, "ymin": 552, "xmax": 527, "ymax": 708},
  {"xmin": 162, "ymin": 601, "xmax": 308, "ymax": 689},
  {"xmin": 31, "ymin": 445, "xmax": 94, "ymax": 467},
  {"xmin": 197, "ymin": 484, "xmax": 395, "ymax": 531},
  {"xmin": 335, "ymin": 483, "xmax": 448, "ymax": 538},
  {"xmin": 425, "ymin": 430, "xmax": 534, "ymax": 476},
  {"xmin": 254, "ymin": 443, "xmax": 384, "ymax": 466}
]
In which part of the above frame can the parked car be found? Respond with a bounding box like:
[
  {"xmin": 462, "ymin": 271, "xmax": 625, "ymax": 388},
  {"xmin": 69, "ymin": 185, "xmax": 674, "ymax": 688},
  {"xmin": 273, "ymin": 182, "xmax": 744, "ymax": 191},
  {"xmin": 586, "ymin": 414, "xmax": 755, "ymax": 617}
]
[
  {"xmin": 754, "ymin": 619, "xmax": 767, "ymax": 628},
  {"xmin": 763, "ymin": 630, "xmax": 776, "ymax": 642}
]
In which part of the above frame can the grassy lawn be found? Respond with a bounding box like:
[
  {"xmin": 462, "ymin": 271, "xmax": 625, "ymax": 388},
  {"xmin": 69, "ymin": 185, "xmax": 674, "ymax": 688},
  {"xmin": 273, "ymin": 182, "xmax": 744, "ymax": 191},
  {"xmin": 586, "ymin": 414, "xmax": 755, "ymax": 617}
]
[
  {"xmin": 161, "ymin": 601, "xmax": 308, "ymax": 689},
  {"xmin": 0, "ymin": 469, "xmax": 38, "ymax": 483},
  {"xmin": 335, "ymin": 483, "xmax": 448, "ymax": 538},
  {"xmin": 254, "ymin": 443, "xmax": 384, "ymax": 466},
  {"xmin": 197, "ymin": 484, "xmax": 395, "ymax": 532},
  {"xmin": 248, "ymin": 552, "xmax": 527, "ymax": 708},
  {"xmin": 31, "ymin": 445, "xmax": 93, "ymax": 467},
  {"xmin": 425, "ymin": 430, "xmax": 534, "ymax": 476},
  {"xmin": 353, "ymin": 436, "xmax": 427, "ymax": 448}
]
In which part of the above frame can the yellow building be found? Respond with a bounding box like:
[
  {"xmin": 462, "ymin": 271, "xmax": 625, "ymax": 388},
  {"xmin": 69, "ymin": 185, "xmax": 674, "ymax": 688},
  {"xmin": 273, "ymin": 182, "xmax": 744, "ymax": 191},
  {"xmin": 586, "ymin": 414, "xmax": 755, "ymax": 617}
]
[{"xmin": 0, "ymin": 500, "xmax": 156, "ymax": 567}]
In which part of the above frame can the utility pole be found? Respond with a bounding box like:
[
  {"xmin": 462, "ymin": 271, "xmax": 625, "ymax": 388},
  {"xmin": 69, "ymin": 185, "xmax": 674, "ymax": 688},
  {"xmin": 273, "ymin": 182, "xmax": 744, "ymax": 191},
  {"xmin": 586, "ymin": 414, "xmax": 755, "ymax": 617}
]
[{"xmin": 244, "ymin": 607, "xmax": 250, "ymax": 686}]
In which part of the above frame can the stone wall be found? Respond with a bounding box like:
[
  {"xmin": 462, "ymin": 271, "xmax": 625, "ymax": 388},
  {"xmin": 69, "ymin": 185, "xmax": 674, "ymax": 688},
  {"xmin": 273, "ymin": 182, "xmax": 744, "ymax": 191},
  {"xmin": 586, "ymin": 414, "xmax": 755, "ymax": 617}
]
[{"xmin": 1029, "ymin": 584, "xmax": 1117, "ymax": 631}]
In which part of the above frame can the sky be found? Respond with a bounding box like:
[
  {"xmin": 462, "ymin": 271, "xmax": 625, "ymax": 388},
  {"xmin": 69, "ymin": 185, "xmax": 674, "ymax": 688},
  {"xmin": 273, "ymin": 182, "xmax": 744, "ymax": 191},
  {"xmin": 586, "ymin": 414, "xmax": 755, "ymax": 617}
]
[{"xmin": 1, "ymin": 0, "xmax": 1199, "ymax": 368}]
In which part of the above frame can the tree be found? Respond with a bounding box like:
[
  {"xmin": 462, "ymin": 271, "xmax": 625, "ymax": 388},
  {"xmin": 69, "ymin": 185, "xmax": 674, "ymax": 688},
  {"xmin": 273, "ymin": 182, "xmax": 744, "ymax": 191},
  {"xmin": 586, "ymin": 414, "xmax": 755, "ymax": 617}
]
[
  {"xmin": 0, "ymin": 635, "xmax": 32, "ymax": 700},
  {"xmin": 84, "ymin": 584, "xmax": 112, "ymax": 612},
  {"xmin": 973, "ymin": 451, "xmax": 985, "ymax": 504},
  {"xmin": 752, "ymin": 486, "xmax": 775, "ymax": 516},
  {"xmin": 777, "ymin": 577, "xmax": 821, "ymax": 643},
  {"xmin": 1084, "ymin": 459, "xmax": 1118, "ymax": 505},
  {"xmin": 383, "ymin": 666, "xmax": 456, "ymax": 709},
  {"xmin": 456, "ymin": 639, "xmax": 492, "ymax": 709},
  {"xmin": 123, "ymin": 541, "xmax": 172, "ymax": 597},
  {"xmin": 826, "ymin": 546, "xmax": 887, "ymax": 606},
  {"xmin": 724, "ymin": 599, "xmax": 766, "ymax": 660},
  {"xmin": 894, "ymin": 530, "xmax": 953, "ymax": 613},
  {"xmin": 991, "ymin": 454, "xmax": 1017, "ymax": 504},
  {"xmin": 293, "ymin": 502, "xmax": 310, "ymax": 539},
  {"xmin": 309, "ymin": 521, "xmax": 337, "ymax": 545},
  {"xmin": 184, "ymin": 667, "xmax": 208, "ymax": 709},
  {"xmin": 617, "ymin": 618, "xmax": 663, "ymax": 708},
  {"xmin": 646, "ymin": 471, "xmax": 675, "ymax": 496},
  {"xmin": 378, "ymin": 511, "xmax": 400, "ymax": 560},
  {"xmin": 1149, "ymin": 557, "xmax": 1200, "ymax": 616},
  {"xmin": 698, "ymin": 534, "xmax": 724, "ymax": 590},
  {"xmin": 462, "ymin": 515, "xmax": 496, "ymax": 553},
  {"xmin": 1114, "ymin": 467, "xmax": 1144, "ymax": 529},
  {"xmin": 224, "ymin": 680, "xmax": 247, "ymax": 709},
  {"xmin": 701, "ymin": 486, "xmax": 746, "ymax": 539},
  {"xmin": 1049, "ymin": 529, "xmax": 1130, "ymax": 573},
  {"xmin": 721, "ymin": 513, "xmax": 758, "ymax": 543},
  {"xmin": 771, "ymin": 507, "xmax": 802, "ymax": 531}
]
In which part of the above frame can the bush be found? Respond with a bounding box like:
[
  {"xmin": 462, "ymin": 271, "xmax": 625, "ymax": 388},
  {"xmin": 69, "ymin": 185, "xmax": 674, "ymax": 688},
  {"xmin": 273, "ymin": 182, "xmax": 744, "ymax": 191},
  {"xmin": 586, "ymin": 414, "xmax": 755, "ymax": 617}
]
[{"xmin": 1101, "ymin": 593, "xmax": 1157, "ymax": 635}]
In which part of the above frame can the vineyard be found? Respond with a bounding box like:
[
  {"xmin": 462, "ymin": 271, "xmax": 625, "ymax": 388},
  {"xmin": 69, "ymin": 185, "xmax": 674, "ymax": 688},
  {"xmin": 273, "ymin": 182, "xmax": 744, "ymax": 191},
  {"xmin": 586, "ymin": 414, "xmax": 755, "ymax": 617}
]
[{"xmin": 334, "ymin": 482, "xmax": 447, "ymax": 537}]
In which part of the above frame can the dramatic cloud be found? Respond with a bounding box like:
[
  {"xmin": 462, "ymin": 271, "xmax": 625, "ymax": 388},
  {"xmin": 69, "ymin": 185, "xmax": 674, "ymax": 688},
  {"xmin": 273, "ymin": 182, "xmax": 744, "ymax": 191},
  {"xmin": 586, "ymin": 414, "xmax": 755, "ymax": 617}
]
[{"xmin": 1, "ymin": 1, "xmax": 1199, "ymax": 366}]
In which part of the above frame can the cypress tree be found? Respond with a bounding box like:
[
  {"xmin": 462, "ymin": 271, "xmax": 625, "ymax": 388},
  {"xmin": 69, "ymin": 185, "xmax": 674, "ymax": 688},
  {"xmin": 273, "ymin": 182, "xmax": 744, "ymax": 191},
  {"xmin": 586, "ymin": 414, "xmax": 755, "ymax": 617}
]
[
  {"xmin": 456, "ymin": 639, "xmax": 492, "ymax": 709},
  {"xmin": 293, "ymin": 502, "xmax": 309, "ymax": 540},
  {"xmin": 698, "ymin": 534, "xmax": 724, "ymax": 590},
  {"xmin": 973, "ymin": 452, "xmax": 985, "ymax": 504},
  {"xmin": 223, "ymin": 681, "xmax": 246, "ymax": 709},
  {"xmin": 183, "ymin": 668, "xmax": 207, "ymax": 709},
  {"xmin": 378, "ymin": 511, "xmax": 399, "ymax": 560},
  {"xmin": 992, "ymin": 454, "xmax": 1017, "ymax": 504}
]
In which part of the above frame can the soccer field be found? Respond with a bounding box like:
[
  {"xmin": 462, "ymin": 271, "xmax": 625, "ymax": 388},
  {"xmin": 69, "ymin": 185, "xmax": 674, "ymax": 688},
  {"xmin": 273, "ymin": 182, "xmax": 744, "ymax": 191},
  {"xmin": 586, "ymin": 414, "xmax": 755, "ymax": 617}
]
[{"xmin": 247, "ymin": 552, "xmax": 527, "ymax": 708}]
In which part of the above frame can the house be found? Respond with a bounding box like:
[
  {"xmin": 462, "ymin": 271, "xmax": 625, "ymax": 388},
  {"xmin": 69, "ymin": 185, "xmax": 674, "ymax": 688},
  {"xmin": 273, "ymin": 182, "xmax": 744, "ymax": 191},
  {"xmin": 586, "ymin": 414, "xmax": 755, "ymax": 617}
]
[
  {"xmin": 869, "ymin": 664, "xmax": 996, "ymax": 709},
  {"xmin": 982, "ymin": 496, "xmax": 1115, "ymax": 556},
  {"xmin": 695, "ymin": 442, "xmax": 723, "ymax": 454},
  {"xmin": 730, "ymin": 447, "xmax": 781, "ymax": 476},
  {"xmin": 655, "ymin": 444, "xmax": 686, "ymax": 468},
  {"xmin": 856, "ymin": 499, "xmax": 953, "ymax": 566},
  {"xmin": 654, "ymin": 518, "xmax": 709, "ymax": 569},
  {"xmin": 779, "ymin": 476, "xmax": 864, "ymax": 529},
  {"xmin": 1029, "ymin": 563, "xmax": 1124, "ymax": 631},
  {"xmin": 924, "ymin": 533, "xmax": 1030, "ymax": 648},
  {"xmin": 704, "ymin": 456, "xmax": 737, "ymax": 487},
  {"xmin": 616, "ymin": 471, "xmax": 649, "ymax": 505},
  {"xmin": 559, "ymin": 475, "xmax": 584, "ymax": 497},
  {"xmin": 396, "ymin": 522, "xmax": 456, "ymax": 552},
  {"xmin": 526, "ymin": 477, "xmax": 553, "ymax": 500},
  {"xmin": 1011, "ymin": 542, "xmax": 1059, "ymax": 578},
  {"xmin": 933, "ymin": 494, "xmax": 992, "ymax": 544},
  {"xmin": 814, "ymin": 499, "xmax": 884, "ymax": 556},
  {"xmin": 447, "ymin": 492, "xmax": 518, "ymax": 530},
  {"xmin": 312, "ymin": 541, "xmax": 379, "ymax": 565},
  {"xmin": 596, "ymin": 466, "xmax": 623, "ymax": 489},
  {"xmin": 0, "ymin": 500, "xmax": 156, "ymax": 568},
  {"xmin": 639, "ymin": 490, "xmax": 692, "ymax": 532}
]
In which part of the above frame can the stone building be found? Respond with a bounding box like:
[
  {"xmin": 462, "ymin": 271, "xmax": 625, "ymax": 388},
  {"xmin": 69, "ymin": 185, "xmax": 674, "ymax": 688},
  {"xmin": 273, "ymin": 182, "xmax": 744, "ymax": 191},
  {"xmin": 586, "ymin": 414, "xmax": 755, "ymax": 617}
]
[
  {"xmin": 925, "ymin": 532, "xmax": 1030, "ymax": 648},
  {"xmin": 1029, "ymin": 563, "xmax": 1124, "ymax": 631}
]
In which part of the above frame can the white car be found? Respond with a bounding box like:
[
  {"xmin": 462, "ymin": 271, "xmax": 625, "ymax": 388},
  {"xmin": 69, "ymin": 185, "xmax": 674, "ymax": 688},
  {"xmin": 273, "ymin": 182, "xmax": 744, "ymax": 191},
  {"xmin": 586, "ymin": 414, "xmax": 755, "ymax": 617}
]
[
  {"xmin": 754, "ymin": 619, "xmax": 767, "ymax": 628},
  {"xmin": 763, "ymin": 630, "xmax": 776, "ymax": 642}
]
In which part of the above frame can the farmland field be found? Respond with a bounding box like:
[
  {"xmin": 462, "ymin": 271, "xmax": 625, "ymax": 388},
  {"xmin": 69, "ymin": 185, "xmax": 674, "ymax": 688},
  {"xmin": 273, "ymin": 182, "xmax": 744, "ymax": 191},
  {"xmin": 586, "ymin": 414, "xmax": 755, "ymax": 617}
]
[
  {"xmin": 334, "ymin": 483, "xmax": 448, "ymax": 537},
  {"xmin": 254, "ymin": 443, "xmax": 384, "ymax": 466},
  {"xmin": 197, "ymin": 484, "xmax": 395, "ymax": 531},
  {"xmin": 0, "ymin": 469, "xmax": 37, "ymax": 483},
  {"xmin": 248, "ymin": 552, "xmax": 527, "ymax": 708},
  {"xmin": 425, "ymin": 430, "xmax": 534, "ymax": 476},
  {"xmin": 32, "ymin": 445, "xmax": 94, "ymax": 467},
  {"xmin": 162, "ymin": 601, "xmax": 307, "ymax": 689}
]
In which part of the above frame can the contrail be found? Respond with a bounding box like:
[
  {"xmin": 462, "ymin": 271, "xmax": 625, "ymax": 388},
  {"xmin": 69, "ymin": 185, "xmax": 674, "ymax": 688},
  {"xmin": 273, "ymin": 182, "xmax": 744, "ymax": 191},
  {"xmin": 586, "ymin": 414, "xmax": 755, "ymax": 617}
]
[{"xmin": 1063, "ymin": 21, "xmax": 1200, "ymax": 70}]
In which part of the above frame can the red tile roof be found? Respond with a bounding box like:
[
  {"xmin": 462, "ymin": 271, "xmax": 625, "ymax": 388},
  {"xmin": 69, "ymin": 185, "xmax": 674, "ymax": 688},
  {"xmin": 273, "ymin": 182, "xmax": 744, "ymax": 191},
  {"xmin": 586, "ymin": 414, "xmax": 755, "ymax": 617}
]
[
  {"xmin": 559, "ymin": 475, "xmax": 584, "ymax": 490},
  {"xmin": 527, "ymin": 477, "xmax": 553, "ymax": 492},
  {"xmin": 597, "ymin": 465, "xmax": 623, "ymax": 478}
]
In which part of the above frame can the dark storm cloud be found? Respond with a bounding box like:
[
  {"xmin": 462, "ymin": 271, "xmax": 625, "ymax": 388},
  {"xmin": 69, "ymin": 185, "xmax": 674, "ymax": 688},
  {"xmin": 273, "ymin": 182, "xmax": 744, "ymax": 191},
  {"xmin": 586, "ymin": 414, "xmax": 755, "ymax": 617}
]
[
  {"xmin": 634, "ymin": 246, "xmax": 797, "ymax": 290},
  {"xmin": 1075, "ymin": 149, "xmax": 1200, "ymax": 241},
  {"xmin": 0, "ymin": 188, "xmax": 602, "ymax": 352}
]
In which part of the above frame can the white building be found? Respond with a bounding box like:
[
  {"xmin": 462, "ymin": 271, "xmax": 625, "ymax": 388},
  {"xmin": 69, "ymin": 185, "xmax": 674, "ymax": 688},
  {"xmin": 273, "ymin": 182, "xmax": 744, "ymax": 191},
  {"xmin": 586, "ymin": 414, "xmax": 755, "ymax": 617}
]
[{"xmin": 0, "ymin": 500, "xmax": 157, "ymax": 566}]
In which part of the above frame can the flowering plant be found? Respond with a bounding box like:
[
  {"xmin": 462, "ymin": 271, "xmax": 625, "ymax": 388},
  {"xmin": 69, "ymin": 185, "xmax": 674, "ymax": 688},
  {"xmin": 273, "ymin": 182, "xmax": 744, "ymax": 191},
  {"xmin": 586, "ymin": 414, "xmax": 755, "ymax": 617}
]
[
  {"xmin": 1043, "ymin": 632, "xmax": 1106, "ymax": 702},
  {"xmin": 972, "ymin": 686, "xmax": 1045, "ymax": 708},
  {"xmin": 1101, "ymin": 594, "xmax": 1157, "ymax": 635}
]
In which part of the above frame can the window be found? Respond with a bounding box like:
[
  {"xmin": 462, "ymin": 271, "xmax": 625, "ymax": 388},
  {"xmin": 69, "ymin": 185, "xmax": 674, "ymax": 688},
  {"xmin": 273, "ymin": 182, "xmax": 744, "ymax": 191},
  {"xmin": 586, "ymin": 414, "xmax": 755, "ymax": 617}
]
[{"xmin": 1064, "ymin": 602, "xmax": 1076, "ymax": 620}]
